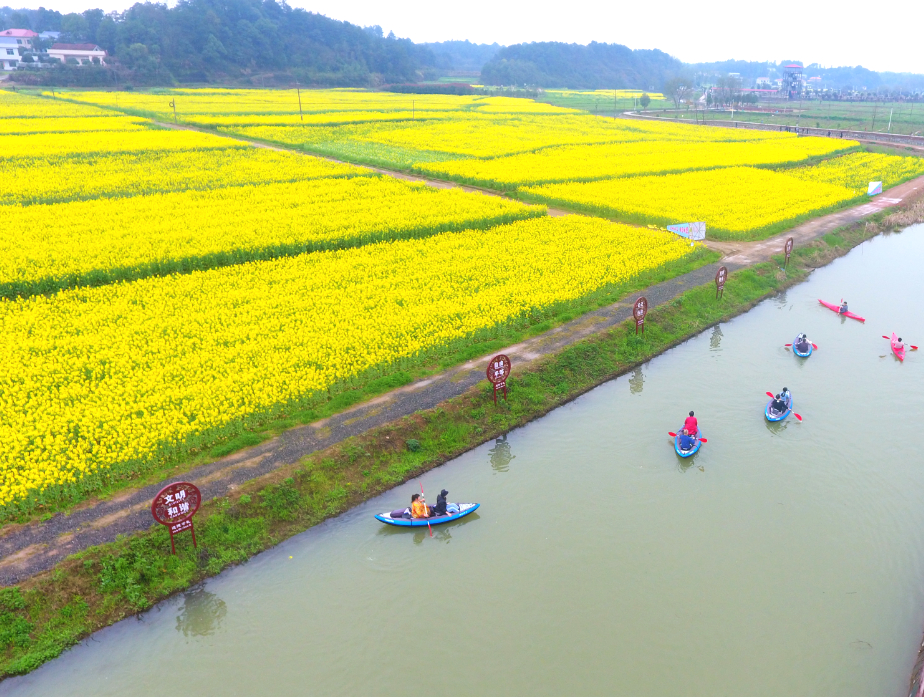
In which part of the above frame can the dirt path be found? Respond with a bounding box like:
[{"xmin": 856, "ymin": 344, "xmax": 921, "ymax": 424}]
[{"xmin": 2, "ymin": 119, "xmax": 923, "ymax": 585}]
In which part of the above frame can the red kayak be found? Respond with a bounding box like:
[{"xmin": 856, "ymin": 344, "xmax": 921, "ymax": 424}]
[
  {"xmin": 818, "ymin": 299, "xmax": 865, "ymax": 322},
  {"xmin": 890, "ymin": 333, "xmax": 906, "ymax": 361}
]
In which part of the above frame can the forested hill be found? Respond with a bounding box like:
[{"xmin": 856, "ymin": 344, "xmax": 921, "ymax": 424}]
[
  {"xmin": 688, "ymin": 60, "xmax": 924, "ymax": 92},
  {"xmin": 1, "ymin": 0, "xmax": 439, "ymax": 85},
  {"xmin": 480, "ymin": 42, "xmax": 682, "ymax": 90}
]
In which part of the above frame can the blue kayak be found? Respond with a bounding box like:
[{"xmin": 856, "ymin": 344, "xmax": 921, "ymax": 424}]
[
  {"xmin": 376, "ymin": 503, "xmax": 480, "ymax": 527},
  {"xmin": 792, "ymin": 337, "xmax": 812, "ymax": 358},
  {"xmin": 765, "ymin": 394, "xmax": 793, "ymax": 422},
  {"xmin": 674, "ymin": 426, "xmax": 703, "ymax": 458}
]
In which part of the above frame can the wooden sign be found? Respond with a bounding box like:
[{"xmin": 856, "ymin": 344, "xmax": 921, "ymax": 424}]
[
  {"xmin": 487, "ymin": 354, "xmax": 511, "ymax": 405},
  {"xmin": 715, "ymin": 266, "xmax": 728, "ymax": 299},
  {"xmin": 633, "ymin": 296, "xmax": 648, "ymax": 335},
  {"xmin": 151, "ymin": 482, "xmax": 201, "ymax": 554},
  {"xmin": 784, "ymin": 237, "xmax": 794, "ymax": 268}
]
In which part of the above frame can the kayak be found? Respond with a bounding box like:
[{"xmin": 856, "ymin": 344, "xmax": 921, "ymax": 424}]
[
  {"xmin": 375, "ymin": 502, "xmax": 480, "ymax": 527},
  {"xmin": 765, "ymin": 394, "xmax": 793, "ymax": 422},
  {"xmin": 890, "ymin": 332, "xmax": 906, "ymax": 362},
  {"xmin": 818, "ymin": 299, "xmax": 865, "ymax": 322},
  {"xmin": 792, "ymin": 336, "xmax": 813, "ymax": 358},
  {"xmin": 674, "ymin": 426, "xmax": 703, "ymax": 458}
]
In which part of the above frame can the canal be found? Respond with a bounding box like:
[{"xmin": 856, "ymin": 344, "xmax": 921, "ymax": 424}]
[{"xmin": 4, "ymin": 225, "xmax": 924, "ymax": 697}]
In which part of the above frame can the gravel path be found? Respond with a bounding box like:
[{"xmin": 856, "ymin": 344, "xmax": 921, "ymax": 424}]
[{"xmin": 2, "ymin": 118, "xmax": 922, "ymax": 586}]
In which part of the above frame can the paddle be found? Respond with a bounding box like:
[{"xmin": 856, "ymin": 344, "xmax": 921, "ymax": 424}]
[
  {"xmin": 785, "ymin": 343, "xmax": 818, "ymax": 349},
  {"xmin": 883, "ymin": 335, "xmax": 919, "ymax": 350},
  {"xmin": 668, "ymin": 432, "xmax": 707, "ymax": 443},
  {"xmin": 419, "ymin": 481, "xmax": 432, "ymax": 538}
]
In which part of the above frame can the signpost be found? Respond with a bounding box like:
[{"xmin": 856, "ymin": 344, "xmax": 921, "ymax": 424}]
[
  {"xmin": 784, "ymin": 237, "xmax": 794, "ymax": 268},
  {"xmin": 715, "ymin": 266, "xmax": 728, "ymax": 299},
  {"xmin": 667, "ymin": 222, "xmax": 706, "ymax": 241},
  {"xmin": 487, "ymin": 354, "xmax": 511, "ymax": 405},
  {"xmin": 633, "ymin": 296, "xmax": 648, "ymax": 335},
  {"xmin": 868, "ymin": 181, "xmax": 882, "ymax": 196},
  {"xmin": 151, "ymin": 482, "xmax": 201, "ymax": 554}
]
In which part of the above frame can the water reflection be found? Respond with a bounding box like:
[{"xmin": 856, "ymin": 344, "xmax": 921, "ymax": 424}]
[
  {"xmin": 775, "ymin": 291, "xmax": 788, "ymax": 308},
  {"xmin": 175, "ymin": 588, "xmax": 227, "ymax": 638},
  {"xmin": 709, "ymin": 325, "xmax": 723, "ymax": 351},
  {"xmin": 489, "ymin": 435, "xmax": 515, "ymax": 473},
  {"xmin": 629, "ymin": 367, "xmax": 644, "ymax": 395}
]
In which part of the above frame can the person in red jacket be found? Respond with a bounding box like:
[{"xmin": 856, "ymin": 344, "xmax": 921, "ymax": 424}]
[{"xmin": 683, "ymin": 411, "xmax": 698, "ymax": 435}]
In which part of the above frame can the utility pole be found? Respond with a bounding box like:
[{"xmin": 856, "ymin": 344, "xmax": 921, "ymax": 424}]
[
  {"xmin": 169, "ymin": 99, "xmax": 177, "ymax": 124},
  {"xmin": 412, "ymin": 99, "xmax": 415, "ymax": 120},
  {"xmin": 296, "ymin": 82, "xmax": 303, "ymax": 121},
  {"xmin": 887, "ymin": 108, "xmax": 893, "ymax": 133},
  {"xmin": 614, "ymin": 89, "xmax": 617, "ymax": 119}
]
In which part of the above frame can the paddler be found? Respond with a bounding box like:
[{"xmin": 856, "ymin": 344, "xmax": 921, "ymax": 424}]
[
  {"xmin": 683, "ymin": 411, "xmax": 698, "ymax": 435},
  {"xmin": 895, "ymin": 337, "xmax": 904, "ymax": 350},
  {"xmin": 678, "ymin": 428, "xmax": 696, "ymax": 451},
  {"xmin": 410, "ymin": 493, "xmax": 430, "ymax": 519},
  {"xmin": 839, "ymin": 299, "xmax": 848, "ymax": 315},
  {"xmin": 780, "ymin": 387, "xmax": 791, "ymax": 405},
  {"xmin": 432, "ymin": 489, "xmax": 460, "ymax": 516},
  {"xmin": 770, "ymin": 393, "xmax": 787, "ymax": 414},
  {"xmin": 795, "ymin": 333, "xmax": 811, "ymax": 352}
]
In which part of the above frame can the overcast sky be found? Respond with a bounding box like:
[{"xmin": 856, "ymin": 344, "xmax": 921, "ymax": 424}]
[{"xmin": 40, "ymin": 0, "xmax": 924, "ymax": 74}]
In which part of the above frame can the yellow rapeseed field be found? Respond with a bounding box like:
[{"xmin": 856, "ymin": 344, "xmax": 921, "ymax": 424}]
[
  {"xmin": 1, "ymin": 176, "xmax": 544, "ymax": 296},
  {"xmin": 0, "ymin": 116, "xmax": 148, "ymax": 134},
  {"xmin": 416, "ymin": 137, "xmax": 857, "ymax": 187},
  {"xmin": 0, "ymin": 88, "xmax": 120, "ymax": 118},
  {"xmin": 783, "ymin": 151, "xmax": 924, "ymax": 191},
  {"xmin": 0, "ymin": 216, "xmax": 694, "ymax": 510},
  {"xmin": 0, "ymin": 147, "xmax": 371, "ymax": 206},
  {"xmin": 522, "ymin": 167, "xmax": 861, "ymax": 239},
  {"xmin": 0, "ymin": 129, "xmax": 246, "ymax": 159}
]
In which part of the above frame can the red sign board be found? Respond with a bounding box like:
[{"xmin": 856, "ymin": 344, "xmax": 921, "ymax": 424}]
[
  {"xmin": 152, "ymin": 482, "xmax": 201, "ymax": 554},
  {"xmin": 487, "ymin": 354, "xmax": 511, "ymax": 405},
  {"xmin": 715, "ymin": 266, "xmax": 728, "ymax": 299},
  {"xmin": 633, "ymin": 296, "xmax": 648, "ymax": 335},
  {"xmin": 784, "ymin": 237, "xmax": 794, "ymax": 267}
]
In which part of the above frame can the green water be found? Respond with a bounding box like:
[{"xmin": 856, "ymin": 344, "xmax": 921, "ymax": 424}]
[{"xmin": 4, "ymin": 225, "xmax": 924, "ymax": 697}]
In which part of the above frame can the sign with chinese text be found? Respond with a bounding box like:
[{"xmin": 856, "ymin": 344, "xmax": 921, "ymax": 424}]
[
  {"xmin": 715, "ymin": 266, "xmax": 728, "ymax": 299},
  {"xmin": 784, "ymin": 237, "xmax": 794, "ymax": 267},
  {"xmin": 667, "ymin": 222, "xmax": 706, "ymax": 241},
  {"xmin": 867, "ymin": 181, "xmax": 882, "ymax": 196},
  {"xmin": 152, "ymin": 482, "xmax": 201, "ymax": 554},
  {"xmin": 633, "ymin": 296, "xmax": 648, "ymax": 335},
  {"xmin": 487, "ymin": 354, "xmax": 511, "ymax": 405}
]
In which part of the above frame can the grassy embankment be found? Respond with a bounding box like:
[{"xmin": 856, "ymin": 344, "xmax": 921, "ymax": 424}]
[
  {"xmin": 1, "ymin": 247, "xmax": 716, "ymax": 525},
  {"xmin": 3, "ymin": 200, "xmax": 922, "ymax": 679}
]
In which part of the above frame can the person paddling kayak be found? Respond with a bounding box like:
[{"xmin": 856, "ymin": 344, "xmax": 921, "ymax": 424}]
[
  {"xmin": 770, "ymin": 394, "xmax": 788, "ymax": 415},
  {"xmin": 795, "ymin": 333, "xmax": 811, "ymax": 353},
  {"xmin": 839, "ymin": 299, "xmax": 848, "ymax": 315},
  {"xmin": 683, "ymin": 411, "xmax": 698, "ymax": 434},
  {"xmin": 678, "ymin": 428, "xmax": 697, "ymax": 451}
]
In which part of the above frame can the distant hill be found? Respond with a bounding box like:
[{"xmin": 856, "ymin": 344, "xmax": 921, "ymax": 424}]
[
  {"xmin": 689, "ymin": 59, "xmax": 924, "ymax": 91},
  {"xmin": 480, "ymin": 42, "xmax": 683, "ymax": 90},
  {"xmin": 422, "ymin": 40, "xmax": 502, "ymax": 72},
  {"xmin": 1, "ymin": 0, "xmax": 440, "ymax": 86}
]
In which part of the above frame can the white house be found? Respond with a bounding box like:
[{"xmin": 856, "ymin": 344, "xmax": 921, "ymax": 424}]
[
  {"xmin": 0, "ymin": 28, "xmax": 37, "ymax": 71},
  {"xmin": 47, "ymin": 42, "xmax": 107, "ymax": 66}
]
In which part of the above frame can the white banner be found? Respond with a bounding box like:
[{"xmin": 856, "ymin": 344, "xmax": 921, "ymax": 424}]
[
  {"xmin": 868, "ymin": 181, "xmax": 882, "ymax": 196},
  {"xmin": 667, "ymin": 222, "xmax": 706, "ymax": 240}
]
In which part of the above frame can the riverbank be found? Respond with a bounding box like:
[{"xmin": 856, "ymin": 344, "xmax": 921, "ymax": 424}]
[{"xmin": 2, "ymin": 195, "xmax": 922, "ymax": 679}]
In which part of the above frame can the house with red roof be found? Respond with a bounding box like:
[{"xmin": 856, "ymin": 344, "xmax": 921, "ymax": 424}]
[{"xmin": 0, "ymin": 28, "xmax": 38, "ymax": 71}]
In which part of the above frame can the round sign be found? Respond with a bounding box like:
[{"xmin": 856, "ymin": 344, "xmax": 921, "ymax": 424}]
[
  {"xmin": 785, "ymin": 237, "xmax": 794, "ymax": 256},
  {"xmin": 715, "ymin": 266, "xmax": 728, "ymax": 289},
  {"xmin": 633, "ymin": 296, "xmax": 648, "ymax": 322},
  {"xmin": 487, "ymin": 354, "xmax": 511, "ymax": 385},
  {"xmin": 151, "ymin": 482, "xmax": 201, "ymax": 527}
]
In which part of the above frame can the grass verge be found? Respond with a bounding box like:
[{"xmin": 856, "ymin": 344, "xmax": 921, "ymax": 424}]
[{"xmin": 1, "ymin": 209, "xmax": 914, "ymax": 680}]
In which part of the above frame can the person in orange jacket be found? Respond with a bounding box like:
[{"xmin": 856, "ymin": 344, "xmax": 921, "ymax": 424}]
[{"xmin": 410, "ymin": 493, "xmax": 430, "ymax": 519}]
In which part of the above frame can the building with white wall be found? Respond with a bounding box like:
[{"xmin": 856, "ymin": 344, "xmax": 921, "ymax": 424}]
[
  {"xmin": 47, "ymin": 43, "xmax": 107, "ymax": 66},
  {"xmin": 0, "ymin": 29, "xmax": 37, "ymax": 71}
]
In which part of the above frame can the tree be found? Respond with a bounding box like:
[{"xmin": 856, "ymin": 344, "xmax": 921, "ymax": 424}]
[
  {"xmin": 640, "ymin": 92, "xmax": 651, "ymax": 109},
  {"xmin": 9, "ymin": 11, "xmax": 32, "ymax": 29},
  {"xmin": 61, "ymin": 13, "xmax": 90, "ymax": 40}
]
